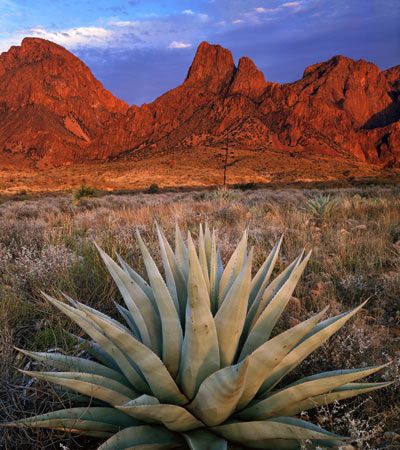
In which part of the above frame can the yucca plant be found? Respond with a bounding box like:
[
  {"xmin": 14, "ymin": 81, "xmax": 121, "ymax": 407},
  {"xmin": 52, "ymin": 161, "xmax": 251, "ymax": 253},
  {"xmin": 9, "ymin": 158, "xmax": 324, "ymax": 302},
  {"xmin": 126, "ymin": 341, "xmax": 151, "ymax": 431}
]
[
  {"xmin": 304, "ymin": 194, "xmax": 338, "ymax": 220},
  {"xmin": 6, "ymin": 224, "xmax": 390, "ymax": 449}
]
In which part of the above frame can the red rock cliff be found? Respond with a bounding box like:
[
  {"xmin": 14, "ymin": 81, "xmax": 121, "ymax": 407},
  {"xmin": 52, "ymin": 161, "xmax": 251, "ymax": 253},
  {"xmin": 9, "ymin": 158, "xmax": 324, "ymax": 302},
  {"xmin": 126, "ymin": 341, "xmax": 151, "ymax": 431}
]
[{"xmin": 0, "ymin": 38, "xmax": 399, "ymax": 167}]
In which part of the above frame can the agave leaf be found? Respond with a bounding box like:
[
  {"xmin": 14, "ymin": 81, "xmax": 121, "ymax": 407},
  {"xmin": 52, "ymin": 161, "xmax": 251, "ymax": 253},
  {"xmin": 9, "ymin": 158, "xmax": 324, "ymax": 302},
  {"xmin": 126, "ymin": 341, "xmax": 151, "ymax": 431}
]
[
  {"xmin": 248, "ymin": 235, "xmax": 283, "ymax": 309},
  {"xmin": 82, "ymin": 306, "xmax": 187, "ymax": 406},
  {"xmin": 240, "ymin": 251, "xmax": 311, "ymax": 359},
  {"xmin": 204, "ymin": 222, "xmax": 212, "ymax": 270},
  {"xmin": 157, "ymin": 224, "xmax": 187, "ymax": 321},
  {"xmin": 117, "ymin": 394, "xmax": 203, "ymax": 432},
  {"xmin": 188, "ymin": 360, "xmax": 249, "ymax": 426},
  {"xmin": 114, "ymin": 302, "xmax": 141, "ymax": 337},
  {"xmin": 13, "ymin": 423, "xmax": 112, "ymax": 438},
  {"xmin": 216, "ymin": 249, "xmax": 224, "ymax": 283},
  {"xmin": 239, "ymin": 364, "xmax": 388, "ymax": 420},
  {"xmin": 260, "ymin": 300, "xmax": 369, "ymax": 393},
  {"xmin": 271, "ymin": 382, "xmax": 392, "ymax": 417},
  {"xmin": 311, "ymin": 440, "xmax": 350, "ymax": 449},
  {"xmin": 212, "ymin": 417, "xmax": 347, "ymax": 444},
  {"xmin": 236, "ymin": 308, "xmax": 328, "ymax": 409},
  {"xmin": 63, "ymin": 294, "xmax": 134, "ymax": 339},
  {"xmin": 20, "ymin": 370, "xmax": 137, "ymax": 405},
  {"xmin": 235, "ymin": 439, "xmax": 299, "ymax": 450},
  {"xmin": 179, "ymin": 235, "xmax": 220, "ymax": 399},
  {"xmin": 217, "ymin": 439, "xmax": 342, "ymax": 450},
  {"xmin": 136, "ymin": 230, "xmax": 183, "ymax": 378},
  {"xmin": 15, "ymin": 348, "xmax": 130, "ymax": 387},
  {"xmin": 245, "ymin": 252, "xmax": 302, "ymax": 332},
  {"xmin": 116, "ymin": 254, "xmax": 156, "ymax": 306},
  {"xmin": 9, "ymin": 419, "xmax": 114, "ymax": 439},
  {"xmin": 215, "ymin": 251, "xmax": 252, "ymax": 367},
  {"xmin": 209, "ymin": 229, "xmax": 219, "ymax": 313},
  {"xmin": 71, "ymin": 334, "xmax": 121, "ymax": 372},
  {"xmin": 43, "ymin": 294, "xmax": 149, "ymax": 393},
  {"xmin": 156, "ymin": 224, "xmax": 180, "ymax": 314},
  {"xmin": 297, "ymin": 308, "xmax": 357, "ymax": 346},
  {"xmin": 52, "ymin": 385, "xmax": 97, "ymax": 405},
  {"xmin": 175, "ymin": 223, "xmax": 189, "ymax": 279},
  {"xmin": 183, "ymin": 429, "xmax": 228, "ymax": 450},
  {"xmin": 98, "ymin": 425, "xmax": 182, "ymax": 450},
  {"xmin": 95, "ymin": 244, "xmax": 159, "ymax": 353},
  {"xmin": 198, "ymin": 224, "xmax": 210, "ymax": 290},
  {"xmin": 219, "ymin": 229, "xmax": 248, "ymax": 303},
  {"xmin": 6, "ymin": 407, "xmax": 138, "ymax": 437}
]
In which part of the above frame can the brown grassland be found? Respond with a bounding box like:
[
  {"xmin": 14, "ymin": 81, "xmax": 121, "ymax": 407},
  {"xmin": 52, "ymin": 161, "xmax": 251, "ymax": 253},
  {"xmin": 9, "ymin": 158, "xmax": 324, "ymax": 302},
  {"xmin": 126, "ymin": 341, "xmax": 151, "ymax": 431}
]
[
  {"xmin": 0, "ymin": 184, "xmax": 399, "ymax": 449},
  {"xmin": 1, "ymin": 146, "xmax": 399, "ymax": 195}
]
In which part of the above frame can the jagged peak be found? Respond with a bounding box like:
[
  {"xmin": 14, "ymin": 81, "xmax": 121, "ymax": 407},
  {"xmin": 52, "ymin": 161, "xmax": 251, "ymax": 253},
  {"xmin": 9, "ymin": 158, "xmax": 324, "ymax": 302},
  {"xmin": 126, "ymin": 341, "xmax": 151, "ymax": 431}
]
[
  {"xmin": 0, "ymin": 36, "xmax": 128, "ymax": 114},
  {"xmin": 184, "ymin": 41, "xmax": 235, "ymax": 92},
  {"xmin": 1, "ymin": 36, "xmax": 83, "ymax": 71},
  {"xmin": 237, "ymin": 56, "xmax": 264, "ymax": 75},
  {"xmin": 383, "ymin": 65, "xmax": 400, "ymax": 89},
  {"xmin": 16, "ymin": 37, "xmax": 73, "ymax": 56},
  {"xmin": 21, "ymin": 37, "xmax": 58, "ymax": 47},
  {"xmin": 230, "ymin": 56, "xmax": 267, "ymax": 98}
]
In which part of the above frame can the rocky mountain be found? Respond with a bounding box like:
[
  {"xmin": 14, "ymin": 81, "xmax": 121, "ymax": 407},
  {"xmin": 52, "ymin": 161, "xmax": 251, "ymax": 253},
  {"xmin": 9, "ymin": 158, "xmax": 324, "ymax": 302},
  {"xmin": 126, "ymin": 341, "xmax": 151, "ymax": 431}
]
[
  {"xmin": 0, "ymin": 38, "xmax": 128, "ymax": 165},
  {"xmin": 0, "ymin": 38, "xmax": 399, "ymax": 167}
]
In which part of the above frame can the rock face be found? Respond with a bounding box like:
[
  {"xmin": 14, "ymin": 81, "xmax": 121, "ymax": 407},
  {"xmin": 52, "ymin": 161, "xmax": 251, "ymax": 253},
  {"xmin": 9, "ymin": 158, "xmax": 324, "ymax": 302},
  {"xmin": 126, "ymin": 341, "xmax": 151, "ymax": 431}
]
[
  {"xmin": 0, "ymin": 38, "xmax": 399, "ymax": 167},
  {"xmin": 229, "ymin": 56, "xmax": 268, "ymax": 99},
  {"xmin": 0, "ymin": 38, "xmax": 128, "ymax": 165}
]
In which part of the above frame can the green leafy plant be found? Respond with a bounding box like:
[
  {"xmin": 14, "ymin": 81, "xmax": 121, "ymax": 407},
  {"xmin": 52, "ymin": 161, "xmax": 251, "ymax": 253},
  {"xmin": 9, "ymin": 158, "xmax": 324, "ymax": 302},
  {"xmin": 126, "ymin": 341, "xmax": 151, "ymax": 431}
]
[
  {"xmin": 304, "ymin": 194, "xmax": 338, "ymax": 220},
  {"xmin": 6, "ymin": 224, "xmax": 390, "ymax": 449},
  {"xmin": 210, "ymin": 187, "xmax": 237, "ymax": 201},
  {"xmin": 73, "ymin": 185, "xmax": 97, "ymax": 201}
]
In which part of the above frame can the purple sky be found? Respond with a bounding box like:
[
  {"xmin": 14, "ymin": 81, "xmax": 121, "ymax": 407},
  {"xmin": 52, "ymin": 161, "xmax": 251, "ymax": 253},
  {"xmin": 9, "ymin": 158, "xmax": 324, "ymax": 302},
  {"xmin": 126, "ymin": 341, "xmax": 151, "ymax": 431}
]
[{"xmin": 1, "ymin": 1, "xmax": 399, "ymax": 105}]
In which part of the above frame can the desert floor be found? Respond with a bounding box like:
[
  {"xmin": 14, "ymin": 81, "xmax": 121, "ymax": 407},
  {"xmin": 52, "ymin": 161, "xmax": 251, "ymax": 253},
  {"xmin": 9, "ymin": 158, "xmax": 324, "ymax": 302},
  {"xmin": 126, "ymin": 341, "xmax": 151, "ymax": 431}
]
[
  {"xmin": 0, "ymin": 185, "xmax": 399, "ymax": 449},
  {"xmin": 1, "ymin": 147, "xmax": 399, "ymax": 195}
]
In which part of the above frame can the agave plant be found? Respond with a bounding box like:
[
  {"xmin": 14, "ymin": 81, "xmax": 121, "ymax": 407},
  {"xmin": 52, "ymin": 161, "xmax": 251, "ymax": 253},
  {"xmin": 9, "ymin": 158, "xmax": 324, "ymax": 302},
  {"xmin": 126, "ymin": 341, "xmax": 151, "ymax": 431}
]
[
  {"xmin": 304, "ymin": 194, "xmax": 338, "ymax": 220},
  {"xmin": 7, "ymin": 224, "xmax": 390, "ymax": 449}
]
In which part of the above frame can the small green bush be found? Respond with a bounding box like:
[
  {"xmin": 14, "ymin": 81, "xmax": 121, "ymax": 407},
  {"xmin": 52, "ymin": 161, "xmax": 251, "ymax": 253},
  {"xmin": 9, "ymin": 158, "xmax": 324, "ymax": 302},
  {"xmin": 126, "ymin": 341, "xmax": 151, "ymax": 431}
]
[
  {"xmin": 73, "ymin": 185, "xmax": 97, "ymax": 201},
  {"xmin": 147, "ymin": 183, "xmax": 160, "ymax": 194}
]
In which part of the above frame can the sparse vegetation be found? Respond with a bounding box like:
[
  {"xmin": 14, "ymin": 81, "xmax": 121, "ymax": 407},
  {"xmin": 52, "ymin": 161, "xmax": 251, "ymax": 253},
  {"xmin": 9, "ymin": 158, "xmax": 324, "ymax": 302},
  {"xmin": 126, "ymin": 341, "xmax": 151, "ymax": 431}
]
[
  {"xmin": 147, "ymin": 183, "xmax": 160, "ymax": 194},
  {"xmin": 209, "ymin": 187, "xmax": 238, "ymax": 202},
  {"xmin": 0, "ymin": 185, "xmax": 399, "ymax": 449},
  {"xmin": 6, "ymin": 224, "xmax": 392, "ymax": 449},
  {"xmin": 233, "ymin": 182, "xmax": 259, "ymax": 191},
  {"xmin": 73, "ymin": 184, "xmax": 97, "ymax": 202},
  {"xmin": 304, "ymin": 194, "xmax": 338, "ymax": 220}
]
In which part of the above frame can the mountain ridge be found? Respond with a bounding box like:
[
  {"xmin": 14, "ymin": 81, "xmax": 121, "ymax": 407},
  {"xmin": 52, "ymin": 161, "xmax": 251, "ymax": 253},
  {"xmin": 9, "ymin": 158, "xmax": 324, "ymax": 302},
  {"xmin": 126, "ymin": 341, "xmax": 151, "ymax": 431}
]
[{"xmin": 0, "ymin": 38, "xmax": 399, "ymax": 168}]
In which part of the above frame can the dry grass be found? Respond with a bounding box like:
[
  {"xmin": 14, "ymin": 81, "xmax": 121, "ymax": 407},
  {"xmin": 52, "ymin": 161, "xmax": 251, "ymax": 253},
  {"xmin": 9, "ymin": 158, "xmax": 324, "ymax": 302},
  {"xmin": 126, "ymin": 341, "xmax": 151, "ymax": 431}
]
[
  {"xmin": 1, "ymin": 146, "xmax": 399, "ymax": 195},
  {"xmin": 0, "ymin": 185, "xmax": 399, "ymax": 449}
]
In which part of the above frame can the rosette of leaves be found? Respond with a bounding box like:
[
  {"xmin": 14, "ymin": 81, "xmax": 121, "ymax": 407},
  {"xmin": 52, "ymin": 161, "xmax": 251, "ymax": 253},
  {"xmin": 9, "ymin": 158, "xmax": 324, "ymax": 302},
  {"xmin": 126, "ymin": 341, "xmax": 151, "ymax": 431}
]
[
  {"xmin": 304, "ymin": 194, "xmax": 338, "ymax": 220},
  {"xmin": 7, "ymin": 224, "xmax": 390, "ymax": 449}
]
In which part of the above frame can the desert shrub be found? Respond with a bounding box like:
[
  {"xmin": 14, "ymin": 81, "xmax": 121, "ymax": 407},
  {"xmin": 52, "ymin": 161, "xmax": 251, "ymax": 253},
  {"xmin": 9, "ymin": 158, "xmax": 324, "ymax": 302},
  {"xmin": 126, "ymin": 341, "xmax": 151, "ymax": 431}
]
[
  {"xmin": 233, "ymin": 182, "xmax": 259, "ymax": 191},
  {"xmin": 209, "ymin": 187, "xmax": 238, "ymax": 201},
  {"xmin": 12, "ymin": 244, "xmax": 79, "ymax": 290},
  {"xmin": 73, "ymin": 185, "xmax": 97, "ymax": 201},
  {"xmin": 146, "ymin": 183, "xmax": 160, "ymax": 194}
]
